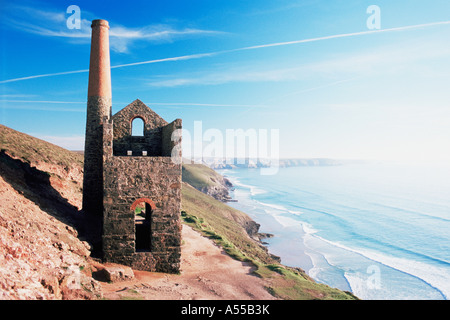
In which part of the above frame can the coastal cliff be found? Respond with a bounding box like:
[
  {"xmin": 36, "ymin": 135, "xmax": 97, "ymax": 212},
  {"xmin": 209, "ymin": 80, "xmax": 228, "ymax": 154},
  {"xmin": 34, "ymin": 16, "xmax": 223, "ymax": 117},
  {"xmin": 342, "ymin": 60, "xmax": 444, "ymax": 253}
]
[
  {"xmin": 0, "ymin": 124, "xmax": 356, "ymax": 300},
  {"xmin": 182, "ymin": 162, "xmax": 233, "ymax": 202},
  {"xmin": 200, "ymin": 157, "xmax": 365, "ymax": 169}
]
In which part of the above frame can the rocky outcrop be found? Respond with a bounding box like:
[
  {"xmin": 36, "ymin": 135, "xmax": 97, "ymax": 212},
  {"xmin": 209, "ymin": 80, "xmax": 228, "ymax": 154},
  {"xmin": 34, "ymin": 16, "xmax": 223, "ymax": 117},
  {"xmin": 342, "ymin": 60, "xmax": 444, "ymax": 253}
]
[
  {"xmin": 182, "ymin": 163, "xmax": 234, "ymax": 202},
  {"xmin": 92, "ymin": 263, "xmax": 135, "ymax": 283},
  {"xmin": 0, "ymin": 173, "xmax": 102, "ymax": 300},
  {"xmin": 200, "ymin": 176, "xmax": 233, "ymax": 202}
]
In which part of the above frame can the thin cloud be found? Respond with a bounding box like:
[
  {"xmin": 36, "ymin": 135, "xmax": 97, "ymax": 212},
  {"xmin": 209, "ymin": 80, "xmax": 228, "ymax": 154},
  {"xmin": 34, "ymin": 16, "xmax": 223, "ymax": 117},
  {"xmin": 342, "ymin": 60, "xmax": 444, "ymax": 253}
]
[
  {"xmin": 145, "ymin": 102, "xmax": 269, "ymax": 108},
  {"xmin": 0, "ymin": 69, "xmax": 89, "ymax": 84},
  {"xmin": 0, "ymin": 104, "xmax": 84, "ymax": 112},
  {"xmin": 0, "ymin": 52, "xmax": 215, "ymax": 84},
  {"xmin": 265, "ymin": 77, "xmax": 362, "ymax": 103},
  {"xmin": 2, "ymin": 4, "xmax": 223, "ymax": 53},
  {"xmin": 1, "ymin": 20, "xmax": 450, "ymax": 84},
  {"xmin": 0, "ymin": 99, "xmax": 85, "ymax": 104},
  {"xmin": 0, "ymin": 99, "xmax": 268, "ymax": 109},
  {"xmin": 108, "ymin": 25, "xmax": 225, "ymax": 53},
  {"xmin": 147, "ymin": 66, "xmax": 301, "ymax": 87},
  {"xmin": 109, "ymin": 25, "xmax": 222, "ymax": 39},
  {"xmin": 149, "ymin": 30, "xmax": 450, "ymax": 88},
  {"xmin": 236, "ymin": 20, "xmax": 450, "ymax": 51},
  {"xmin": 110, "ymin": 52, "xmax": 217, "ymax": 69}
]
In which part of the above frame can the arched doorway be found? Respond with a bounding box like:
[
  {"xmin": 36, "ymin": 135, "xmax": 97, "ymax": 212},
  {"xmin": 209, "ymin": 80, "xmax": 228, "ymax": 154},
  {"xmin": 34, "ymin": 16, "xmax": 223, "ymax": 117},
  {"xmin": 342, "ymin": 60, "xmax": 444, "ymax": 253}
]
[{"xmin": 131, "ymin": 198, "xmax": 156, "ymax": 251}]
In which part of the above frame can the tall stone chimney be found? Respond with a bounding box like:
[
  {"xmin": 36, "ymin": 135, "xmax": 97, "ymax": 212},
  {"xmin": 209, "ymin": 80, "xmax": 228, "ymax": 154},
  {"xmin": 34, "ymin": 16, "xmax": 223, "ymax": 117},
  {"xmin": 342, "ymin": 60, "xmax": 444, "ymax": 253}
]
[{"xmin": 82, "ymin": 19, "xmax": 112, "ymax": 216}]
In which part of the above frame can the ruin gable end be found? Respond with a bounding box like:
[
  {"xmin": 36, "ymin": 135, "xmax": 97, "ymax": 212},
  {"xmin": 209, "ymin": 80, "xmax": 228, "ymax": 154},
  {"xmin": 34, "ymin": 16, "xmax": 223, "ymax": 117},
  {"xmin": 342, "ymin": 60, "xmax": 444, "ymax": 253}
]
[{"xmin": 102, "ymin": 101, "xmax": 182, "ymax": 273}]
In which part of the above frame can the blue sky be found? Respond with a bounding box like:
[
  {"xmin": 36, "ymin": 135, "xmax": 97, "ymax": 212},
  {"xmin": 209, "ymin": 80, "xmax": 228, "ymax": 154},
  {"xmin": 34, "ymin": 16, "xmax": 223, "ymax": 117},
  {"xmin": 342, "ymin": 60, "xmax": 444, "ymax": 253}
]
[{"xmin": 1, "ymin": 0, "xmax": 450, "ymax": 163}]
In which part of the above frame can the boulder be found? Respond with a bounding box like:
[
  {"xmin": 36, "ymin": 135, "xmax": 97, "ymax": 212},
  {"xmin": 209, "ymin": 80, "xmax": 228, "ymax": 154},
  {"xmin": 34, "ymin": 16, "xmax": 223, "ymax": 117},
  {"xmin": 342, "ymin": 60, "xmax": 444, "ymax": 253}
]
[{"xmin": 93, "ymin": 263, "xmax": 134, "ymax": 283}]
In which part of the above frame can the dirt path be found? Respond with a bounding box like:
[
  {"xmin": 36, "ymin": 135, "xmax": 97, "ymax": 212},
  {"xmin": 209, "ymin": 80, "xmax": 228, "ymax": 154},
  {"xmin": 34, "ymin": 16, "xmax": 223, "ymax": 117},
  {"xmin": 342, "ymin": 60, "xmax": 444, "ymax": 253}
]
[{"xmin": 100, "ymin": 225, "xmax": 277, "ymax": 300}]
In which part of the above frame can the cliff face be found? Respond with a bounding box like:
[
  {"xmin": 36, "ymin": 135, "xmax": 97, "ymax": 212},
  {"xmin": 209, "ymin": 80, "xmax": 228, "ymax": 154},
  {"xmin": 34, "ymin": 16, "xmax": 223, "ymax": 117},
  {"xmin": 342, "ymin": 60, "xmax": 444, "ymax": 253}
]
[
  {"xmin": 0, "ymin": 124, "xmax": 356, "ymax": 300},
  {"xmin": 181, "ymin": 162, "xmax": 272, "ymax": 243},
  {"xmin": 182, "ymin": 163, "xmax": 233, "ymax": 202},
  {"xmin": 0, "ymin": 125, "xmax": 262, "ymax": 299},
  {"xmin": 0, "ymin": 174, "xmax": 101, "ymax": 299},
  {"xmin": 0, "ymin": 125, "xmax": 102, "ymax": 299},
  {"xmin": 205, "ymin": 158, "xmax": 352, "ymax": 169}
]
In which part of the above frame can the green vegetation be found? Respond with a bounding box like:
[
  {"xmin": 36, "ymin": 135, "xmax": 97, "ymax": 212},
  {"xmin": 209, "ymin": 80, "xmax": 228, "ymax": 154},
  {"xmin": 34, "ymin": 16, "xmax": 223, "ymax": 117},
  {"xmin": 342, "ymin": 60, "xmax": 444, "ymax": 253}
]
[
  {"xmin": 182, "ymin": 182, "xmax": 272, "ymax": 264},
  {"xmin": 134, "ymin": 202, "xmax": 146, "ymax": 218},
  {"xmin": 0, "ymin": 124, "xmax": 357, "ymax": 300},
  {"xmin": 181, "ymin": 182, "xmax": 358, "ymax": 300},
  {"xmin": 120, "ymin": 289, "xmax": 144, "ymax": 300},
  {"xmin": 0, "ymin": 124, "xmax": 83, "ymax": 168},
  {"xmin": 182, "ymin": 163, "xmax": 226, "ymax": 190},
  {"xmin": 181, "ymin": 210, "xmax": 250, "ymax": 263}
]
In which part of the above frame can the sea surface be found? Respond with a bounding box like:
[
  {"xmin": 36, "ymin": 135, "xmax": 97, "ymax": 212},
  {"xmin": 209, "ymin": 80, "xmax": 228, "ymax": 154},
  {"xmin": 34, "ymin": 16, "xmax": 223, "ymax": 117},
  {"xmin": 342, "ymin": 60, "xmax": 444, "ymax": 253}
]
[{"xmin": 217, "ymin": 163, "xmax": 450, "ymax": 300}]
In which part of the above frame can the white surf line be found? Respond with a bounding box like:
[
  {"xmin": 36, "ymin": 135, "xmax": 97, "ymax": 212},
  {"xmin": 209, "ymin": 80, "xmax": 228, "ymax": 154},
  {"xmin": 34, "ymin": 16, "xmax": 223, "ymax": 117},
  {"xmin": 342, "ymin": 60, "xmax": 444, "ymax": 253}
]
[{"xmin": 1, "ymin": 20, "xmax": 449, "ymax": 84}]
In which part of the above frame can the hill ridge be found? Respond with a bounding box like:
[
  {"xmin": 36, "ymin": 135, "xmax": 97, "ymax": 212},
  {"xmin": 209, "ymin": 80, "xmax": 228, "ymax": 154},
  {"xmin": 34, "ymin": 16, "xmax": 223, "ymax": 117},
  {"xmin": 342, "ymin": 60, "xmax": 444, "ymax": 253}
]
[{"xmin": 0, "ymin": 124, "xmax": 357, "ymax": 300}]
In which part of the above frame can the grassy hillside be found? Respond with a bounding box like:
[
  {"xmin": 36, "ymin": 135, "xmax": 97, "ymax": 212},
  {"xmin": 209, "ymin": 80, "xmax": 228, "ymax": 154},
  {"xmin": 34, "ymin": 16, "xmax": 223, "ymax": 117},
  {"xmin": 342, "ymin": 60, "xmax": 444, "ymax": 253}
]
[
  {"xmin": 182, "ymin": 163, "xmax": 221, "ymax": 189},
  {"xmin": 0, "ymin": 124, "xmax": 83, "ymax": 168},
  {"xmin": 182, "ymin": 162, "xmax": 232, "ymax": 201},
  {"xmin": 0, "ymin": 124, "xmax": 357, "ymax": 300},
  {"xmin": 181, "ymin": 181, "xmax": 357, "ymax": 300},
  {"xmin": 181, "ymin": 182, "xmax": 274, "ymax": 264}
]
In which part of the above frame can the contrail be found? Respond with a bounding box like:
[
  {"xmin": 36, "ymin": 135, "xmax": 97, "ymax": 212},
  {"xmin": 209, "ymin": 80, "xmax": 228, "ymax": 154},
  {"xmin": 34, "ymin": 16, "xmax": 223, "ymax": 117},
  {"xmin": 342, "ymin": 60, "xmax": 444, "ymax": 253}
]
[
  {"xmin": 266, "ymin": 76, "xmax": 362, "ymax": 103},
  {"xmin": 110, "ymin": 52, "xmax": 217, "ymax": 69},
  {"xmin": 0, "ymin": 99, "xmax": 268, "ymax": 109},
  {"xmin": 1, "ymin": 20, "xmax": 449, "ymax": 84},
  {"xmin": 0, "ymin": 99, "xmax": 84, "ymax": 104},
  {"xmin": 0, "ymin": 69, "xmax": 89, "ymax": 84},
  {"xmin": 236, "ymin": 20, "xmax": 450, "ymax": 51},
  {"xmin": 0, "ymin": 54, "xmax": 214, "ymax": 84}
]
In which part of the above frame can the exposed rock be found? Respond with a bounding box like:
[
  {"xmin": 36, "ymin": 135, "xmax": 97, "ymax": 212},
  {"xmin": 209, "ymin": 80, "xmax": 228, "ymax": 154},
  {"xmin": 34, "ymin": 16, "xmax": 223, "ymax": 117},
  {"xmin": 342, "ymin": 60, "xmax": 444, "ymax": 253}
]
[
  {"xmin": 0, "ymin": 150, "xmax": 101, "ymax": 300},
  {"xmin": 92, "ymin": 263, "xmax": 135, "ymax": 283},
  {"xmin": 182, "ymin": 163, "xmax": 234, "ymax": 202}
]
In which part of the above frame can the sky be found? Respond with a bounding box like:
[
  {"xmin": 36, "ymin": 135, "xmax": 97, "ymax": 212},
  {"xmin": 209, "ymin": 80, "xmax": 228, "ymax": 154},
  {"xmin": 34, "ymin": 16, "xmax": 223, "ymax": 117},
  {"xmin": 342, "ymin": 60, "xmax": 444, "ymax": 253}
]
[{"xmin": 1, "ymin": 0, "xmax": 450, "ymax": 163}]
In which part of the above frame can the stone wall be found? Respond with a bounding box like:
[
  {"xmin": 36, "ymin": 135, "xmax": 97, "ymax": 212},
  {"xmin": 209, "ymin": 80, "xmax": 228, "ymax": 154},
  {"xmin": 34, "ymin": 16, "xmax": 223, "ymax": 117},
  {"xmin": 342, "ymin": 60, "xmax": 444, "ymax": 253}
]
[
  {"xmin": 112, "ymin": 99, "xmax": 168, "ymax": 157},
  {"xmin": 162, "ymin": 118, "xmax": 182, "ymax": 158},
  {"xmin": 82, "ymin": 96, "xmax": 111, "ymax": 216},
  {"xmin": 101, "ymin": 101, "xmax": 182, "ymax": 273}
]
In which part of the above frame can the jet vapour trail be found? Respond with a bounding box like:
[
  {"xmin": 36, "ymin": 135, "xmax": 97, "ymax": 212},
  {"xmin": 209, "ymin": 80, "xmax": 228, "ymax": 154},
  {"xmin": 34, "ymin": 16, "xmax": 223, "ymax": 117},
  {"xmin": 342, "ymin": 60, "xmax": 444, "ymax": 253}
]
[
  {"xmin": 235, "ymin": 20, "xmax": 450, "ymax": 51},
  {"xmin": 0, "ymin": 69, "xmax": 89, "ymax": 84},
  {"xmin": 0, "ymin": 54, "xmax": 214, "ymax": 84},
  {"xmin": 1, "ymin": 20, "xmax": 449, "ymax": 84},
  {"xmin": 0, "ymin": 99, "xmax": 268, "ymax": 109}
]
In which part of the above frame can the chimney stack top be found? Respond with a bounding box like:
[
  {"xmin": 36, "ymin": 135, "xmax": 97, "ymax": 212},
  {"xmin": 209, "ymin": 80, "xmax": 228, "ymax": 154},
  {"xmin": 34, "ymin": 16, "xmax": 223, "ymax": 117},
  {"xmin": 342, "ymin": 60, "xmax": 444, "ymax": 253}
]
[
  {"xmin": 87, "ymin": 19, "xmax": 111, "ymax": 98},
  {"xmin": 91, "ymin": 19, "xmax": 110, "ymax": 29}
]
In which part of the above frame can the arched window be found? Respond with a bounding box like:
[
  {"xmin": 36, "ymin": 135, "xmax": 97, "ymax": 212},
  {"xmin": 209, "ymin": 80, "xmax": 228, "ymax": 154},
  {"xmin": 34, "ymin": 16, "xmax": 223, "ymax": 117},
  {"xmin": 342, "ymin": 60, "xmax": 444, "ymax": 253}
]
[
  {"xmin": 131, "ymin": 117, "xmax": 144, "ymax": 136},
  {"xmin": 131, "ymin": 198, "xmax": 155, "ymax": 251}
]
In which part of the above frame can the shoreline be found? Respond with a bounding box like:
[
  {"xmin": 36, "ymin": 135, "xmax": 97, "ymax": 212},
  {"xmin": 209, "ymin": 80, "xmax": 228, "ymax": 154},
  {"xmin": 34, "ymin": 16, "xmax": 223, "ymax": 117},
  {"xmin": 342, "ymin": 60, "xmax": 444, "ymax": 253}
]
[
  {"xmin": 219, "ymin": 169, "xmax": 316, "ymax": 273},
  {"xmin": 217, "ymin": 165, "xmax": 450, "ymax": 300}
]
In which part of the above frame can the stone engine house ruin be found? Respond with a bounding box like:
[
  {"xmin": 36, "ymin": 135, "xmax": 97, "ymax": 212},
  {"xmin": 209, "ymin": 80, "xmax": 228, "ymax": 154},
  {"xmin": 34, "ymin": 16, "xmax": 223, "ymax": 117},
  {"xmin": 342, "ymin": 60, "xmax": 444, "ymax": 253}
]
[{"xmin": 82, "ymin": 19, "xmax": 182, "ymax": 273}]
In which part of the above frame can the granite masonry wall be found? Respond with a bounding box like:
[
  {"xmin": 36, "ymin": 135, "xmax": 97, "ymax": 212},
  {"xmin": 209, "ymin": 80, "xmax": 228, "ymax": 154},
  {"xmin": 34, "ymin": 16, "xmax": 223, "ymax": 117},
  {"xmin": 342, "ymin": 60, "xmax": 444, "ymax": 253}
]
[
  {"xmin": 112, "ymin": 99, "xmax": 169, "ymax": 157},
  {"xmin": 101, "ymin": 101, "xmax": 182, "ymax": 273},
  {"xmin": 82, "ymin": 96, "xmax": 111, "ymax": 216},
  {"xmin": 84, "ymin": 20, "xmax": 182, "ymax": 273}
]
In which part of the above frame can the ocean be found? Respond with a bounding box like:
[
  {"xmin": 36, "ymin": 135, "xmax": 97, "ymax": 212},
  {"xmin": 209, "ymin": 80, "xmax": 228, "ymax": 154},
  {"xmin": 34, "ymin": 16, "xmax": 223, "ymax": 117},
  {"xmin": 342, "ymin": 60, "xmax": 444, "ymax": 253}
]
[{"xmin": 217, "ymin": 163, "xmax": 450, "ymax": 300}]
